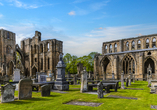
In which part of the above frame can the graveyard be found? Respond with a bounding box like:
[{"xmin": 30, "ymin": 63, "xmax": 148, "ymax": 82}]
[{"xmin": 0, "ymin": 81, "xmax": 157, "ymax": 110}]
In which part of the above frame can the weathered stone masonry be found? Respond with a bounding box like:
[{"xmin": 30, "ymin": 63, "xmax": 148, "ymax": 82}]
[{"xmin": 94, "ymin": 34, "xmax": 157, "ymax": 80}]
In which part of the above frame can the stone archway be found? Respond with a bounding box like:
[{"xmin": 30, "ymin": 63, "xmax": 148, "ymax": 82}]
[
  {"xmin": 32, "ymin": 66, "xmax": 37, "ymax": 77},
  {"xmin": 144, "ymin": 58, "xmax": 155, "ymax": 79}
]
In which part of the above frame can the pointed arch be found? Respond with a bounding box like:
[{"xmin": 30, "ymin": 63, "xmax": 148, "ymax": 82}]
[{"xmin": 121, "ymin": 54, "xmax": 137, "ymax": 74}]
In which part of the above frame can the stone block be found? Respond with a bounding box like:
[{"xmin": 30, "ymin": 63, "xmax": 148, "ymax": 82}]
[{"xmin": 18, "ymin": 78, "xmax": 33, "ymax": 100}]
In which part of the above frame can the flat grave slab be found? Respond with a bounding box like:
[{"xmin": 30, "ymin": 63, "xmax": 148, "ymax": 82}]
[
  {"xmin": 151, "ymin": 105, "xmax": 157, "ymax": 109},
  {"xmin": 126, "ymin": 88, "xmax": 143, "ymax": 90},
  {"xmin": 65, "ymin": 101, "xmax": 102, "ymax": 107},
  {"xmin": 85, "ymin": 91, "xmax": 107, "ymax": 95},
  {"xmin": 108, "ymin": 95, "xmax": 137, "ymax": 100},
  {"xmin": 51, "ymin": 90, "xmax": 67, "ymax": 94}
]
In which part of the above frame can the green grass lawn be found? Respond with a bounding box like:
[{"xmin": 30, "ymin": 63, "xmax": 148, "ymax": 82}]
[{"xmin": 0, "ymin": 81, "xmax": 156, "ymax": 110}]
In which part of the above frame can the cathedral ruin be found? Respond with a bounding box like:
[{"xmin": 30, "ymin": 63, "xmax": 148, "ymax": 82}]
[
  {"xmin": 94, "ymin": 34, "xmax": 157, "ymax": 80},
  {"xmin": 0, "ymin": 29, "xmax": 62, "ymax": 77}
]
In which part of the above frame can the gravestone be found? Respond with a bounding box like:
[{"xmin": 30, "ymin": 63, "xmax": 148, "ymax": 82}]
[
  {"xmin": 121, "ymin": 71, "xmax": 125, "ymax": 89},
  {"xmin": 73, "ymin": 75, "xmax": 77, "ymax": 85},
  {"xmin": 97, "ymin": 82, "xmax": 103, "ymax": 98},
  {"xmin": 112, "ymin": 72, "xmax": 115, "ymax": 80},
  {"xmin": 41, "ymin": 84, "xmax": 50, "ymax": 97},
  {"xmin": 80, "ymin": 67, "xmax": 88, "ymax": 93},
  {"xmin": 13, "ymin": 68, "xmax": 20, "ymax": 82},
  {"xmin": 89, "ymin": 71, "xmax": 92, "ymax": 78},
  {"xmin": 54, "ymin": 54, "xmax": 69, "ymax": 91},
  {"xmin": 37, "ymin": 72, "xmax": 47, "ymax": 83},
  {"xmin": 1, "ymin": 83, "xmax": 15, "ymax": 103},
  {"xmin": 18, "ymin": 78, "xmax": 33, "ymax": 100},
  {"xmin": 128, "ymin": 73, "xmax": 131, "ymax": 86},
  {"xmin": 126, "ymin": 78, "xmax": 128, "ymax": 87}
]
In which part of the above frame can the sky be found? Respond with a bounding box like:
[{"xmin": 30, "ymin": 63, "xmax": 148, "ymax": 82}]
[{"xmin": 0, "ymin": 0, "xmax": 157, "ymax": 57}]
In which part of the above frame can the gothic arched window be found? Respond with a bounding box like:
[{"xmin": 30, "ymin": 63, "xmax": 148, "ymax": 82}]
[
  {"xmin": 146, "ymin": 39, "xmax": 149, "ymax": 48},
  {"xmin": 105, "ymin": 45, "xmax": 107, "ymax": 53},
  {"xmin": 137, "ymin": 40, "xmax": 141, "ymax": 49},
  {"xmin": 152, "ymin": 38, "xmax": 156, "ymax": 48},
  {"xmin": 132, "ymin": 41, "xmax": 135, "ymax": 50},
  {"xmin": 126, "ymin": 42, "xmax": 129, "ymax": 51}
]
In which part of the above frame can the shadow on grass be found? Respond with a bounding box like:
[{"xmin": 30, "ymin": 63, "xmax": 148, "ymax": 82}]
[{"xmin": 46, "ymin": 95, "xmax": 61, "ymax": 97}]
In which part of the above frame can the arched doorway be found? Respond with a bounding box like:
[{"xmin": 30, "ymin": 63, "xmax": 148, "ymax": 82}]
[
  {"xmin": 9, "ymin": 61, "xmax": 14, "ymax": 75},
  {"xmin": 103, "ymin": 57, "xmax": 110, "ymax": 74},
  {"xmin": 144, "ymin": 58, "xmax": 155, "ymax": 79},
  {"xmin": 122, "ymin": 55, "xmax": 135, "ymax": 77},
  {"xmin": 32, "ymin": 67, "xmax": 37, "ymax": 77}
]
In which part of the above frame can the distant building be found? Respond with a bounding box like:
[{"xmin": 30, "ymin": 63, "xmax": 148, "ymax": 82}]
[
  {"xmin": 94, "ymin": 34, "xmax": 157, "ymax": 80},
  {"xmin": 0, "ymin": 29, "xmax": 63, "ymax": 77}
]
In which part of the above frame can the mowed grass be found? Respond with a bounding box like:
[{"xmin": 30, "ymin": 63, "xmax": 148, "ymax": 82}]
[{"xmin": 0, "ymin": 81, "xmax": 156, "ymax": 110}]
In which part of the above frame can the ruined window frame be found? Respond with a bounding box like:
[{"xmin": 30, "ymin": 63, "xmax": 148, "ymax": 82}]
[
  {"xmin": 126, "ymin": 41, "xmax": 129, "ymax": 51},
  {"xmin": 152, "ymin": 37, "xmax": 156, "ymax": 48},
  {"xmin": 146, "ymin": 38, "xmax": 149, "ymax": 48},
  {"xmin": 131, "ymin": 41, "xmax": 135, "ymax": 50},
  {"xmin": 137, "ymin": 40, "xmax": 141, "ymax": 49}
]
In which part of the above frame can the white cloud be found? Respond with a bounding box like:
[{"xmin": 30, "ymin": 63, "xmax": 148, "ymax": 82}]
[
  {"xmin": 64, "ymin": 24, "xmax": 157, "ymax": 57},
  {"xmin": 0, "ymin": 14, "xmax": 3, "ymax": 18},
  {"xmin": 7, "ymin": 0, "xmax": 52, "ymax": 9},
  {"xmin": 89, "ymin": 0, "xmax": 110, "ymax": 11},
  {"xmin": 0, "ymin": 2, "xmax": 3, "ymax": 6},
  {"xmin": 68, "ymin": 11, "xmax": 76, "ymax": 16}
]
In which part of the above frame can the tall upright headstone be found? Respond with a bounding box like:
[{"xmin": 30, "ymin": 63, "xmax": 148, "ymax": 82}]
[
  {"xmin": 80, "ymin": 67, "xmax": 88, "ymax": 93},
  {"xmin": 18, "ymin": 78, "xmax": 33, "ymax": 100},
  {"xmin": 97, "ymin": 82, "xmax": 104, "ymax": 98},
  {"xmin": 1, "ymin": 83, "xmax": 15, "ymax": 103},
  {"xmin": 54, "ymin": 54, "xmax": 69, "ymax": 91},
  {"xmin": 73, "ymin": 74, "xmax": 77, "ymax": 85},
  {"xmin": 128, "ymin": 73, "xmax": 131, "ymax": 86},
  {"xmin": 13, "ymin": 68, "xmax": 20, "ymax": 82},
  {"xmin": 121, "ymin": 71, "xmax": 125, "ymax": 89}
]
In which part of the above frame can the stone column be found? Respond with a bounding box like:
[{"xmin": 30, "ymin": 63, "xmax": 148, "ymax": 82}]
[
  {"xmin": 43, "ymin": 44, "xmax": 45, "ymax": 72},
  {"xmin": 80, "ymin": 67, "xmax": 88, "ymax": 93},
  {"xmin": 97, "ymin": 82, "xmax": 103, "ymax": 98},
  {"xmin": 121, "ymin": 71, "xmax": 125, "ymax": 89},
  {"xmin": 128, "ymin": 73, "xmax": 131, "ymax": 86}
]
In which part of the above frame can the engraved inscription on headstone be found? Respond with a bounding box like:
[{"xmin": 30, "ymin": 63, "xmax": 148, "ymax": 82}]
[
  {"xmin": 18, "ymin": 78, "xmax": 33, "ymax": 100},
  {"xmin": 1, "ymin": 83, "xmax": 15, "ymax": 103}
]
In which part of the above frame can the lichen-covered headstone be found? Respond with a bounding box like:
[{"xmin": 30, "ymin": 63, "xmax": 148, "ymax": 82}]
[
  {"xmin": 80, "ymin": 67, "xmax": 88, "ymax": 93},
  {"xmin": 97, "ymin": 82, "xmax": 103, "ymax": 98},
  {"xmin": 18, "ymin": 78, "xmax": 33, "ymax": 100},
  {"xmin": 1, "ymin": 83, "xmax": 15, "ymax": 103},
  {"xmin": 41, "ymin": 84, "xmax": 50, "ymax": 97},
  {"xmin": 121, "ymin": 71, "xmax": 125, "ymax": 89}
]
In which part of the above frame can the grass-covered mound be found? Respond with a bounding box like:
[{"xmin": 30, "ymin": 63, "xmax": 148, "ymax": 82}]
[{"xmin": 0, "ymin": 81, "xmax": 156, "ymax": 110}]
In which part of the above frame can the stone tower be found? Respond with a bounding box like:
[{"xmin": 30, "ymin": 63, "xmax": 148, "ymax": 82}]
[{"xmin": 0, "ymin": 29, "xmax": 16, "ymax": 76}]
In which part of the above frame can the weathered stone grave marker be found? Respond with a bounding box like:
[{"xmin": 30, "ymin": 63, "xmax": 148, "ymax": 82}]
[
  {"xmin": 97, "ymin": 82, "xmax": 103, "ymax": 98},
  {"xmin": 13, "ymin": 68, "xmax": 21, "ymax": 82},
  {"xmin": 41, "ymin": 84, "xmax": 50, "ymax": 97},
  {"xmin": 121, "ymin": 71, "xmax": 125, "ymax": 89},
  {"xmin": 37, "ymin": 72, "xmax": 47, "ymax": 83},
  {"xmin": 1, "ymin": 83, "xmax": 15, "ymax": 103},
  {"xmin": 18, "ymin": 78, "xmax": 33, "ymax": 100},
  {"xmin": 80, "ymin": 67, "xmax": 88, "ymax": 93}
]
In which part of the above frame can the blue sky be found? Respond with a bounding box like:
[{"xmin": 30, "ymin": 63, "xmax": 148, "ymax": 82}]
[{"xmin": 0, "ymin": 0, "xmax": 157, "ymax": 56}]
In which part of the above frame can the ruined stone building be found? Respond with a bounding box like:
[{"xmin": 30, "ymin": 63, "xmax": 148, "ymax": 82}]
[
  {"xmin": 21, "ymin": 31, "xmax": 63, "ymax": 77},
  {"xmin": 0, "ymin": 29, "xmax": 63, "ymax": 77},
  {"xmin": 94, "ymin": 34, "xmax": 157, "ymax": 80},
  {"xmin": 0, "ymin": 29, "xmax": 16, "ymax": 76}
]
